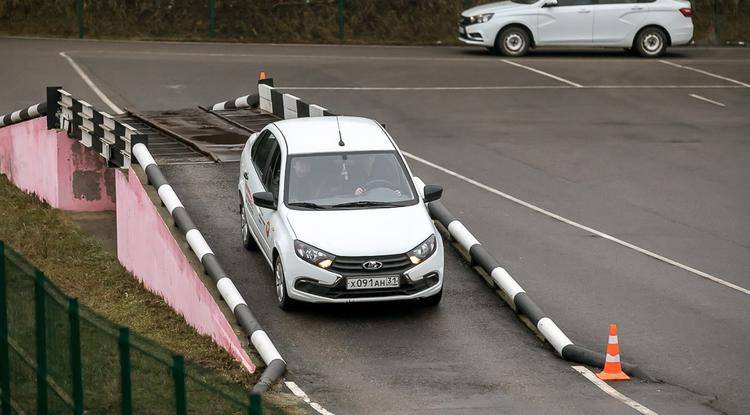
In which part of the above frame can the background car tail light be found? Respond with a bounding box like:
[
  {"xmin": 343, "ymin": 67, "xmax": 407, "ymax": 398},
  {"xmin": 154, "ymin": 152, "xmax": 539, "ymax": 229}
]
[{"xmin": 679, "ymin": 7, "xmax": 693, "ymax": 17}]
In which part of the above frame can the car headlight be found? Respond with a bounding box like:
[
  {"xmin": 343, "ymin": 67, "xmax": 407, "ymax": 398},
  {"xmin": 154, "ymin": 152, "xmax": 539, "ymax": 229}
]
[
  {"xmin": 468, "ymin": 13, "xmax": 493, "ymax": 24},
  {"xmin": 294, "ymin": 240, "xmax": 335, "ymax": 269},
  {"xmin": 408, "ymin": 234, "xmax": 437, "ymax": 265}
]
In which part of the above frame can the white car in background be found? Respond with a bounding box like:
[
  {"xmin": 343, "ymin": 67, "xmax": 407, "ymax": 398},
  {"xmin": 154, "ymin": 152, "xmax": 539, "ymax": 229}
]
[
  {"xmin": 459, "ymin": 0, "xmax": 694, "ymax": 57},
  {"xmin": 238, "ymin": 116, "xmax": 445, "ymax": 309}
]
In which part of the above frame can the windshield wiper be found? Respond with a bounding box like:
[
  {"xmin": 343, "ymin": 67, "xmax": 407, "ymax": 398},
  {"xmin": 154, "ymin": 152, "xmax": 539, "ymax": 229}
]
[
  {"xmin": 330, "ymin": 201, "xmax": 399, "ymax": 208},
  {"xmin": 288, "ymin": 202, "xmax": 327, "ymax": 210}
]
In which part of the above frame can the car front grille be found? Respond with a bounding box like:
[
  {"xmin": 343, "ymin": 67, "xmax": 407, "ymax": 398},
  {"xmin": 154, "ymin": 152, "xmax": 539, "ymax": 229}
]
[{"xmin": 330, "ymin": 253, "xmax": 413, "ymax": 275}]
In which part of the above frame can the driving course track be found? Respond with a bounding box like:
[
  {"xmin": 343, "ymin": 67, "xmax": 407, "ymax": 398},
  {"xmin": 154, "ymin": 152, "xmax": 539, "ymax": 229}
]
[{"xmin": 1, "ymin": 37, "xmax": 748, "ymax": 414}]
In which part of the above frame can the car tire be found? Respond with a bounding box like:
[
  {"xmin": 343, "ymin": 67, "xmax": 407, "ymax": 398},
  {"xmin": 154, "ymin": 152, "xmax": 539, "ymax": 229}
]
[
  {"xmin": 634, "ymin": 27, "xmax": 667, "ymax": 58},
  {"xmin": 422, "ymin": 288, "xmax": 443, "ymax": 307},
  {"xmin": 274, "ymin": 256, "xmax": 298, "ymax": 311},
  {"xmin": 240, "ymin": 204, "xmax": 258, "ymax": 251},
  {"xmin": 496, "ymin": 27, "xmax": 530, "ymax": 57}
]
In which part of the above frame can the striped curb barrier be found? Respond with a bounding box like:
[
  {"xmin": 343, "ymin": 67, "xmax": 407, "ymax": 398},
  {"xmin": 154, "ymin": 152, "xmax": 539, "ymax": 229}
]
[
  {"xmin": 0, "ymin": 102, "xmax": 46, "ymax": 128},
  {"xmin": 258, "ymin": 79, "xmax": 334, "ymax": 119},
  {"xmin": 427, "ymin": 200, "xmax": 652, "ymax": 380},
  {"xmin": 131, "ymin": 142, "xmax": 286, "ymax": 392},
  {"xmin": 210, "ymin": 93, "xmax": 260, "ymax": 111}
]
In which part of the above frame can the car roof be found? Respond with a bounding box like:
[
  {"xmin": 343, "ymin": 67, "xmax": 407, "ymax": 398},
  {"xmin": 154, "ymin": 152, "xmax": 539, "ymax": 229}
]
[{"xmin": 271, "ymin": 116, "xmax": 396, "ymax": 155}]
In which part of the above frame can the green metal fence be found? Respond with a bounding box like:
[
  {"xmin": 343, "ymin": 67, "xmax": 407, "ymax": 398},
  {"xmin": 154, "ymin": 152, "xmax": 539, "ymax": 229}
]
[
  {"xmin": 0, "ymin": 0, "xmax": 747, "ymax": 45},
  {"xmin": 0, "ymin": 240, "xmax": 272, "ymax": 415}
]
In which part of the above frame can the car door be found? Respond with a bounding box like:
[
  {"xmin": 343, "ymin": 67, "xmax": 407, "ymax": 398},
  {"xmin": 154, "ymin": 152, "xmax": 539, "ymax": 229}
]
[
  {"xmin": 593, "ymin": 0, "xmax": 651, "ymax": 44},
  {"xmin": 537, "ymin": 0, "xmax": 595, "ymax": 44},
  {"xmin": 243, "ymin": 129, "xmax": 277, "ymax": 255},
  {"xmin": 258, "ymin": 142, "xmax": 282, "ymax": 260}
]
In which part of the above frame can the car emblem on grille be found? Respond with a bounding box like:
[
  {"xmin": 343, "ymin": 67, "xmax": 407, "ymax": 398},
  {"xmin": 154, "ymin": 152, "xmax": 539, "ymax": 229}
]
[{"xmin": 362, "ymin": 260, "xmax": 383, "ymax": 270}]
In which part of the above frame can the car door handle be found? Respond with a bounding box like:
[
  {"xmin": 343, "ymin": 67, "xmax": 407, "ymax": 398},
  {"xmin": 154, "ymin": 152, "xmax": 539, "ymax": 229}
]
[
  {"xmin": 630, "ymin": 6, "xmax": 644, "ymax": 10},
  {"xmin": 578, "ymin": 9, "xmax": 591, "ymax": 13},
  {"xmin": 243, "ymin": 172, "xmax": 249, "ymax": 180}
]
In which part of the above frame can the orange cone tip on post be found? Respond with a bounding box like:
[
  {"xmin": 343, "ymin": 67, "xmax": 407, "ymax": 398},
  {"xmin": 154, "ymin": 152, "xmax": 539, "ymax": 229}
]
[
  {"xmin": 596, "ymin": 324, "xmax": 630, "ymax": 381},
  {"xmin": 259, "ymin": 71, "xmax": 267, "ymax": 81}
]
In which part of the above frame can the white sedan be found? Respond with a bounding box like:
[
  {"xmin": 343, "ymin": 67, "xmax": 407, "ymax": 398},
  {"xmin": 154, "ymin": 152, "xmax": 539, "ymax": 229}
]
[
  {"xmin": 238, "ymin": 116, "xmax": 445, "ymax": 309},
  {"xmin": 459, "ymin": 0, "xmax": 694, "ymax": 57}
]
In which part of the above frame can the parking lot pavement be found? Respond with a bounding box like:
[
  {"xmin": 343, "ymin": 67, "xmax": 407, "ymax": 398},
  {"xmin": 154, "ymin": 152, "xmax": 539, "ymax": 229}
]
[{"xmin": 1, "ymin": 37, "xmax": 748, "ymax": 413}]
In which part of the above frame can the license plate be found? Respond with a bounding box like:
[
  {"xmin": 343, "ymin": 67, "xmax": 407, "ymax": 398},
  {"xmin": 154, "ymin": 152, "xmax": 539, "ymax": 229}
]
[
  {"xmin": 458, "ymin": 26, "xmax": 466, "ymax": 34},
  {"xmin": 346, "ymin": 276, "xmax": 400, "ymax": 290}
]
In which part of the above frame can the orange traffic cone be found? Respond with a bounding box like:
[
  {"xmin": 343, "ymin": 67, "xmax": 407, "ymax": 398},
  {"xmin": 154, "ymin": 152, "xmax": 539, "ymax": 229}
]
[
  {"xmin": 259, "ymin": 71, "xmax": 267, "ymax": 81},
  {"xmin": 596, "ymin": 324, "xmax": 630, "ymax": 381}
]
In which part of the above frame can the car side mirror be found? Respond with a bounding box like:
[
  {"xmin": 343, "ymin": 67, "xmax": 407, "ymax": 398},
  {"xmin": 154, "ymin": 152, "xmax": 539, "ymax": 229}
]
[
  {"xmin": 253, "ymin": 192, "xmax": 277, "ymax": 210},
  {"xmin": 542, "ymin": 0, "xmax": 558, "ymax": 7},
  {"xmin": 423, "ymin": 185, "xmax": 443, "ymax": 203}
]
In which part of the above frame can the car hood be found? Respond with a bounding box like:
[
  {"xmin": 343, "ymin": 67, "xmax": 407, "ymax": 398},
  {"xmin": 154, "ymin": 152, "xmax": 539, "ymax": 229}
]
[
  {"xmin": 285, "ymin": 203, "xmax": 434, "ymax": 257},
  {"xmin": 462, "ymin": 1, "xmax": 525, "ymax": 16}
]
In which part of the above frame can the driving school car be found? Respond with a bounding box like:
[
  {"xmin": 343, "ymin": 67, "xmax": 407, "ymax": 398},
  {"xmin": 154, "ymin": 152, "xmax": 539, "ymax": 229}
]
[{"xmin": 238, "ymin": 116, "xmax": 445, "ymax": 309}]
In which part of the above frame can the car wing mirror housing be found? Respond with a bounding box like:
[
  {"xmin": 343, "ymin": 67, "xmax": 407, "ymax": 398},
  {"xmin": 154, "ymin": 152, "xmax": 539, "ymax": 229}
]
[
  {"xmin": 543, "ymin": 0, "xmax": 558, "ymax": 7},
  {"xmin": 253, "ymin": 191, "xmax": 277, "ymax": 210},
  {"xmin": 423, "ymin": 185, "xmax": 443, "ymax": 203}
]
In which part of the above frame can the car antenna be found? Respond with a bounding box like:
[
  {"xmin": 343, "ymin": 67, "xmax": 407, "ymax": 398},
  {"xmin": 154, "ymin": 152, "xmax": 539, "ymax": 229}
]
[{"xmin": 336, "ymin": 116, "xmax": 345, "ymax": 147}]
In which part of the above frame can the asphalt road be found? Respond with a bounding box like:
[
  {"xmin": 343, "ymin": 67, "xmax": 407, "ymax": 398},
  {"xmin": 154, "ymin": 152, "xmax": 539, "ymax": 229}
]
[{"xmin": 2, "ymin": 37, "xmax": 748, "ymax": 414}]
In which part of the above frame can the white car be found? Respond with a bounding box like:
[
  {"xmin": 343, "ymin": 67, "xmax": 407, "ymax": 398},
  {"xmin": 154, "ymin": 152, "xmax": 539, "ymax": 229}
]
[
  {"xmin": 459, "ymin": 0, "xmax": 694, "ymax": 57},
  {"xmin": 238, "ymin": 116, "xmax": 445, "ymax": 309}
]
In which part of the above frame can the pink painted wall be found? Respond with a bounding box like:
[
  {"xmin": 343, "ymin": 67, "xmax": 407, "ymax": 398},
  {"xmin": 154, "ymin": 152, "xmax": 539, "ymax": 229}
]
[
  {"xmin": 0, "ymin": 118, "xmax": 115, "ymax": 211},
  {"xmin": 116, "ymin": 168, "xmax": 255, "ymax": 373}
]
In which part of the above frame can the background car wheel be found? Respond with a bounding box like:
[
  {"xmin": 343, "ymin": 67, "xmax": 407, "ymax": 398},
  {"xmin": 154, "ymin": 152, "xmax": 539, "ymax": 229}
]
[
  {"xmin": 422, "ymin": 288, "xmax": 443, "ymax": 307},
  {"xmin": 635, "ymin": 27, "xmax": 667, "ymax": 58},
  {"xmin": 496, "ymin": 27, "xmax": 530, "ymax": 57},
  {"xmin": 240, "ymin": 205, "xmax": 258, "ymax": 251},
  {"xmin": 274, "ymin": 257, "xmax": 297, "ymax": 310}
]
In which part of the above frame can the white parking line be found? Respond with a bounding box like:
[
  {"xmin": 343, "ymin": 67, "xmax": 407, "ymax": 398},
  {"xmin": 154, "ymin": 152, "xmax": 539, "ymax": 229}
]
[
  {"xmin": 572, "ymin": 366, "xmax": 659, "ymax": 415},
  {"xmin": 501, "ymin": 59, "xmax": 584, "ymax": 87},
  {"xmin": 282, "ymin": 84, "xmax": 743, "ymax": 91},
  {"xmin": 688, "ymin": 93, "xmax": 726, "ymax": 107},
  {"xmin": 660, "ymin": 60, "xmax": 750, "ymax": 88},
  {"xmin": 403, "ymin": 151, "xmax": 750, "ymax": 296},
  {"xmin": 285, "ymin": 381, "xmax": 336, "ymax": 415},
  {"xmin": 59, "ymin": 51, "xmax": 124, "ymax": 114}
]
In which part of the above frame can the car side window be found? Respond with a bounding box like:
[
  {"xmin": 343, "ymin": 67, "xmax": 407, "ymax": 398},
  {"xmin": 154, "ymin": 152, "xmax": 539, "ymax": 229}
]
[
  {"xmin": 556, "ymin": 0, "xmax": 595, "ymax": 5},
  {"xmin": 251, "ymin": 130, "xmax": 277, "ymax": 183},
  {"xmin": 266, "ymin": 148, "xmax": 282, "ymax": 199}
]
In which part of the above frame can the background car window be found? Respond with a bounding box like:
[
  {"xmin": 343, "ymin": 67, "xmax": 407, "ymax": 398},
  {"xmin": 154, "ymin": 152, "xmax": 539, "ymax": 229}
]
[
  {"xmin": 556, "ymin": 0, "xmax": 595, "ymax": 5},
  {"xmin": 251, "ymin": 130, "xmax": 277, "ymax": 183},
  {"xmin": 595, "ymin": 0, "xmax": 641, "ymax": 4}
]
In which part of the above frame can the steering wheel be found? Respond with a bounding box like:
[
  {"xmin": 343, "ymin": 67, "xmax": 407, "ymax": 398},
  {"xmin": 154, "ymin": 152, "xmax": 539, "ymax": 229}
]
[{"xmin": 360, "ymin": 179, "xmax": 397, "ymax": 192}]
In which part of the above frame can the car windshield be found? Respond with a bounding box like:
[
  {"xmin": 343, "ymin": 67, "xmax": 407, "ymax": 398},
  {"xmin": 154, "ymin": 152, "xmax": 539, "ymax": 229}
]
[{"xmin": 285, "ymin": 151, "xmax": 417, "ymax": 209}]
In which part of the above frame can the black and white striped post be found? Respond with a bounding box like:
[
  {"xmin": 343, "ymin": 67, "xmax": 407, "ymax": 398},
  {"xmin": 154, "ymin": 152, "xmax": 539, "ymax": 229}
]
[
  {"xmin": 210, "ymin": 93, "xmax": 260, "ymax": 111},
  {"xmin": 0, "ymin": 102, "xmax": 47, "ymax": 128},
  {"xmin": 258, "ymin": 81, "xmax": 333, "ymax": 119},
  {"xmin": 427, "ymin": 199, "xmax": 651, "ymax": 379},
  {"xmin": 131, "ymin": 143, "xmax": 286, "ymax": 392}
]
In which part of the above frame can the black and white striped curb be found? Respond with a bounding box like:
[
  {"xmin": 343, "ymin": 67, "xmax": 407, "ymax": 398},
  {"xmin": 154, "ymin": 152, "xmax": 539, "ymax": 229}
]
[
  {"xmin": 131, "ymin": 142, "xmax": 286, "ymax": 392},
  {"xmin": 210, "ymin": 93, "xmax": 260, "ymax": 111},
  {"xmin": 258, "ymin": 80, "xmax": 335, "ymax": 119},
  {"xmin": 49, "ymin": 87, "xmax": 147, "ymax": 168},
  {"xmin": 427, "ymin": 200, "xmax": 651, "ymax": 379},
  {"xmin": 0, "ymin": 102, "xmax": 46, "ymax": 128}
]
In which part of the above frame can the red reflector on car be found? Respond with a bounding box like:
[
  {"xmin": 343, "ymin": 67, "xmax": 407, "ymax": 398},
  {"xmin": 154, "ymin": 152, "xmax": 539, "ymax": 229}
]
[{"xmin": 679, "ymin": 7, "xmax": 693, "ymax": 17}]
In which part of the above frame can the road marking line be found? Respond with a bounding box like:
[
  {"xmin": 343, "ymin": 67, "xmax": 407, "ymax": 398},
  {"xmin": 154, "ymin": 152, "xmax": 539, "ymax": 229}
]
[
  {"xmin": 285, "ymin": 381, "xmax": 336, "ymax": 415},
  {"xmin": 688, "ymin": 93, "xmax": 726, "ymax": 107},
  {"xmin": 572, "ymin": 366, "xmax": 659, "ymax": 415},
  {"xmin": 281, "ymin": 84, "xmax": 743, "ymax": 91},
  {"xmin": 403, "ymin": 151, "xmax": 750, "ymax": 296},
  {"xmin": 660, "ymin": 60, "xmax": 750, "ymax": 88},
  {"xmin": 59, "ymin": 51, "xmax": 124, "ymax": 114},
  {"xmin": 501, "ymin": 59, "xmax": 584, "ymax": 87}
]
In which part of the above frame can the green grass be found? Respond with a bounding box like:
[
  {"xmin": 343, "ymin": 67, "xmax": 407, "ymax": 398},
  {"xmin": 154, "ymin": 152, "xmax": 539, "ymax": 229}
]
[{"xmin": 0, "ymin": 173, "xmax": 301, "ymax": 414}]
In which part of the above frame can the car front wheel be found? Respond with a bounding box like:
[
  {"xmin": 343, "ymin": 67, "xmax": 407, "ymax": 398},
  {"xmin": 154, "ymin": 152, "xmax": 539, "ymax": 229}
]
[
  {"xmin": 496, "ymin": 27, "xmax": 530, "ymax": 57},
  {"xmin": 274, "ymin": 257, "xmax": 297, "ymax": 310},
  {"xmin": 635, "ymin": 27, "xmax": 667, "ymax": 58}
]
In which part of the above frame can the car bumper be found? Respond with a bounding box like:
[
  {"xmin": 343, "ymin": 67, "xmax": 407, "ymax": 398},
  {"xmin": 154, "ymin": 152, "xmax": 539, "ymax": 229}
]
[
  {"xmin": 284, "ymin": 232, "xmax": 445, "ymax": 304},
  {"xmin": 670, "ymin": 23, "xmax": 694, "ymax": 46},
  {"xmin": 458, "ymin": 23, "xmax": 492, "ymax": 46}
]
